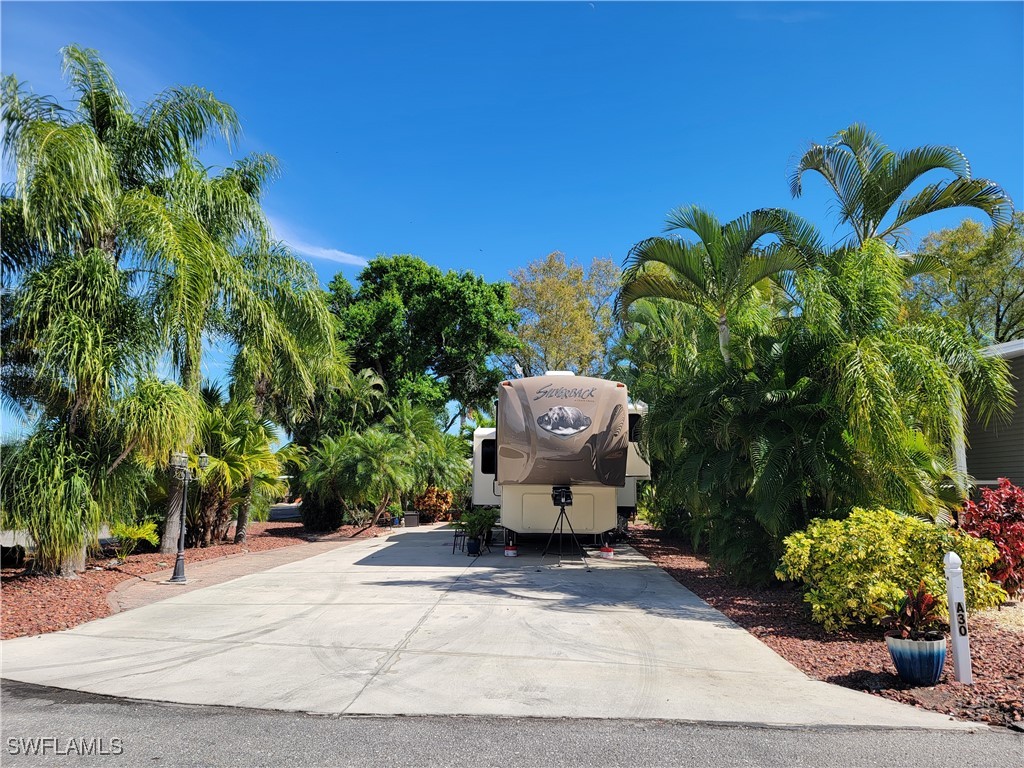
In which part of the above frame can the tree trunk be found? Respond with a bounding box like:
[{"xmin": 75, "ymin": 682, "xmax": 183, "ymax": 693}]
[
  {"xmin": 199, "ymin": 493, "xmax": 218, "ymax": 547},
  {"xmin": 58, "ymin": 545, "xmax": 87, "ymax": 579},
  {"xmin": 234, "ymin": 379, "xmax": 269, "ymax": 545},
  {"xmin": 160, "ymin": 477, "xmax": 185, "ymax": 554},
  {"xmin": 370, "ymin": 493, "xmax": 392, "ymax": 527},
  {"xmin": 234, "ymin": 477, "xmax": 255, "ymax": 544},
  {"xmin": 214, "ymin": 499, "xmax": 233, "ymax": 542},
  {"xmin": 718, "ymin": 314, "xmax": 731, "ymax": 365}
]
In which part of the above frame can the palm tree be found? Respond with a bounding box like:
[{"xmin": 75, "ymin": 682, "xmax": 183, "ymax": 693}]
[
  {"xmin": 0, "ymin": 249, "xmax": 194, "ymax": 574},
  {"xmin": 303, "ymin": 429, "xmax": 415, "ymax": 528},
  {"xmin": 192, "ymin": 386, "xmax": 299, "ymax": 546},
  {"xmin": 2, "ymin": 46, "xmax": 275, "ymax": 555},
  {"xmin": 637, "ymin": 238, "xmax": 1014, "ymax": 583},
  {"xmin": 345, "ymin": 368, "xmax": 389, "ymax": 427},
  {"xmin": 2, "ymin": 46, "xmax": 243, "ymax": 270},
  {"xmin": 223, "ymin": 241, "xmax": 346, "ymax": 543},
  {"xmin": 790, "ymin": 123, "xmax": 1014, "ymax": 248},
  {"xmin": 618, "ymin": 206, "xmax": 821, "ymax": 364}
]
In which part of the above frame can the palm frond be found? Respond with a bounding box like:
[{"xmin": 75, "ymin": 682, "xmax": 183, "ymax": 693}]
[
  {"xmin": 882, "ymin": 177, "xmax": 1014, "ymax": 243},
  {"xmin": 60, "ymin": 44, "xmax": 130, "ymax": 141},
  {"xmin": 663, "ymin": 204, "xmax": 723, "ymax": 253}
]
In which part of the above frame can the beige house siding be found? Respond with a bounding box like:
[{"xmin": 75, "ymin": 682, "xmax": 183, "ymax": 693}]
[{"xmin": 965, "ymin": 352, "xmax": 1024, "ymax": 487}]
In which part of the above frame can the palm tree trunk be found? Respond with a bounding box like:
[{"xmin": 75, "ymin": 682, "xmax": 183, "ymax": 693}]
[
  {"xmin": 718, "ymin": 314, "xmax": 731, "ymax": 365},
  {"xmin": 58, "ymin": 545, "xmax": 87, "ymax": 578},
  {"xmin": 234, "ymin": 477, "xmax": 255, "ymax": 544},
  {"xmin": 234, "ymin": 378, "xmax": 269, "ymax": 544},
  {"xmin": 160, "ymin": 477, "xmax": 185, "ymax": 554},
  {"xmin": 370, "ymin": 493, "xmax": 392, "ymax": 527}
]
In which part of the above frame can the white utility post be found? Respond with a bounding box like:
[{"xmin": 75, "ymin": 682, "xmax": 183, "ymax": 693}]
[{"xmin": 943, "ymin": 552, "xmax": 973, "ymax": 684}]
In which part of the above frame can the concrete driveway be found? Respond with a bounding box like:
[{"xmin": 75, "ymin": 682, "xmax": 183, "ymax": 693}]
[{"xmin": 1, "ymin": 527, "xmax": 970, "ymax": 728}]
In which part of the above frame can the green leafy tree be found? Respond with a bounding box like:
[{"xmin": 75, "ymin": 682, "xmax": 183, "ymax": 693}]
[
  {"xmin": 504, "ymin": 251, "xmax": 620, "ymax": 376},
  {"xmin": 618, "ymin": 207, "xmax": 820, "ymax": 364},
  {"xmin": 906, "ymin": 213, "xmax": 1024, "ymax": 343},
  {"xmin": 2, "ymin": 46, "xmax": 280, "ymax": 556},
  {"xmin": 303, "ymin": 429, "xmax": 416, "ymax": 528},
  {"xmin": 633, "ymin": 240, "xmax": 1013, "ymax": 584},
  {"xmin": 790, "ymin": 123, "xmax": 1013, "ymax": 248},
  {"xmin": 329, "ymin": 255, "xmax": 517, "ymax": 425}
]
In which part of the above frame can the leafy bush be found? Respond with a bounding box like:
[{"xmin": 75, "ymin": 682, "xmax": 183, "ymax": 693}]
[
  {"xmin": 109, "ymin": 520, "xmax": 159, "ymax": 563},
  {"xmin": 299, "ymin": 493, "xmax": 344, "ymax": 532},
  {"xmin": 960, "ymin": 478, "xmax": 1024, "ymax": 598},
  {"xmin": 415, "ymin": 485, "xmax": 454, "ymax": 523},
  {"xmin": 777, "ymin": 507, "xmax": 1006, "ymax": 632}
]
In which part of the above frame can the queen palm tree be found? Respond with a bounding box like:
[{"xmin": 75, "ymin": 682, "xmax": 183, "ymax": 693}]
[
  {"xmin": 224, "ymin": 241, "xmax": 346, "ymax": 543},
  {"xmin": 3, "ymin": 46, "xmax": 277, "ymax": 554},
  {"xmin": 790, "ymin": 123, "xmax": 1014, "ymax": 248},
  {"xmin": 618, "ymin": 206, "xmax": 821, "ymax": 364}
]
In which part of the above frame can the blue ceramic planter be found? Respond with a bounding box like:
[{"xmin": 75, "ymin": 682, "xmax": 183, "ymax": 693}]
[{"xmin": 885, "ymin": 636, "xmax": 947, "ymax": 686}]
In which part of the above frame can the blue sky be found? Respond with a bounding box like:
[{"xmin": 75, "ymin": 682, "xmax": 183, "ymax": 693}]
[{"xmin": 3, "ymin": 1, "xmax": 1022, "ymax": 292}]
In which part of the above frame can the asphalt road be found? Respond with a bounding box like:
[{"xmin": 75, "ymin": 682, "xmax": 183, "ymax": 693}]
[{"xmin": 2, "ymin": 681, "xmax": 1021, "ymax": 768}]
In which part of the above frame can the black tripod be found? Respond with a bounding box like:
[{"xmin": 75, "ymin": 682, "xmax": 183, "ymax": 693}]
[{"xmin": 542, "ymin": 486, "xmax": 590, "ymax": 570}]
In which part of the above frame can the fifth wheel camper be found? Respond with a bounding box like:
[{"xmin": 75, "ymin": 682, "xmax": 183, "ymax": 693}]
[{"xmin": 472, "ymin": 372, "xmax": 650, "ymax": 542}]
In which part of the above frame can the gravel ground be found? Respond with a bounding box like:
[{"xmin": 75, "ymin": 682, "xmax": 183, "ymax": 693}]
[
  {"xmin": 628, "ymin": 526, "xmax": 1024, "ymax": 729},
  {"xmin": 0, "ymin": 522, "xmax": 391, "ymax": 640}
]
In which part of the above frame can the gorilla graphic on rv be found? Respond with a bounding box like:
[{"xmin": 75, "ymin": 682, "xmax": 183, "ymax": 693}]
[{"xmin": 536, "ymin": 406, "xmax": 592, "ymax": 437}]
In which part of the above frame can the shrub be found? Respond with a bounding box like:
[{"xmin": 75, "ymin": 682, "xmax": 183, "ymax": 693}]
[
  {"xmin": 109, "ymin": 520, "xmax": 159, "ymax": 563},
  {"xmin": 415, "ymin": 486, "xmax": 454, "ymax": 523},
  {"xmin": 960, "ymin": 478, "xmax": 1024, "ymax": 598},
  {"xmin": 299, "ymin": 493, "xmax": 344, "ymax": 532},
  {"xmin": 777, "ymin": 507, "xmax": 1006, "ymax": 632},
  {"xmin": 343, "ymin": 507, "xmax": 374, "ymax": 527}
]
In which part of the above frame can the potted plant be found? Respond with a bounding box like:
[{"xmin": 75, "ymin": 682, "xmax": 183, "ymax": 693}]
[
  {"xmin": 883, "ymin": 580, "xmax": 947, "ymax": 686},
  {"xmin": 462, "ymin": 507, "xmax": 499, "ymax": 556}
]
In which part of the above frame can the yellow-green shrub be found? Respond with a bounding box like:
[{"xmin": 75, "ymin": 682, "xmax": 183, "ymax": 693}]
[{"xmin": 776, "ymin": 507, "xmax": 1006, "ymax": 632}]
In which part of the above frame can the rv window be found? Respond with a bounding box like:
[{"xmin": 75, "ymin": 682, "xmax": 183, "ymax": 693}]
[
  {"xmin": 481, "ymin": 439, "xmax": 496, "ymax": 475},
  {"xmin": 628, "ymin": 413, "xmax": 642, "ymax": 443}
]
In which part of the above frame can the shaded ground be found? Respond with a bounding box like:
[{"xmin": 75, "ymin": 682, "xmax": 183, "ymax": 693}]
[
  {"xmin": 628, "ymin": 526, "xmax": 1024, "ymax": 729},
  {"xmin": 0, "ymin": 522, "xmax": 390, "ymax": 639}
]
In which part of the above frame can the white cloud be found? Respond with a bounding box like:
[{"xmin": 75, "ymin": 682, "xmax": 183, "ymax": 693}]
[
  {"xmin": 286, "ymin": 240, "xmax": 368, "ymax": 267},
  {"xmin": 268, "ymin": 216, "xmax": 368, "ymax": 267}
]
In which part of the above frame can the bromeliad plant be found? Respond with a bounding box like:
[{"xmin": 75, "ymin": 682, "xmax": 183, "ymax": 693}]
[{"xmin": 883, "ymin": 581, "xmax": 945, "ymax": 641}]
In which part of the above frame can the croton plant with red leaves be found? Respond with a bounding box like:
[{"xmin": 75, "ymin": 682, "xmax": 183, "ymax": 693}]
[{"xmin": 961, "ymin": 478, "xmax": 1024, "ymax": 598}]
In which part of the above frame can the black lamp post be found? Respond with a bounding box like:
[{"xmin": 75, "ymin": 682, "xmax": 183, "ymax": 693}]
[{"xmin": 168, "ymin": 450, "xmax": 208, "ymax": 584}]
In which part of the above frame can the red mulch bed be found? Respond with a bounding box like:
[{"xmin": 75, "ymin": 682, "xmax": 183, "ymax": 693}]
[
  {"xmin": 629, "ymin": 525, "xmax": 1024, "ymax": 729},
  {"xmin": 1, "ymin": 522, "xmax": 390, "ymax": 640}
]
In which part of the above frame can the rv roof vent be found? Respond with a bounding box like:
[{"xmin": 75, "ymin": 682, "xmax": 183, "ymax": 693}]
[{"xmin": 544, "ymin": 371, "xmax": 575, "ymax": 376}]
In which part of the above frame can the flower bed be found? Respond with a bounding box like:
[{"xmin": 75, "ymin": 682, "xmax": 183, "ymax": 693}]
[{"xmin": 629, "ymin": 525, "xmax": 1024, "ymax": 728}]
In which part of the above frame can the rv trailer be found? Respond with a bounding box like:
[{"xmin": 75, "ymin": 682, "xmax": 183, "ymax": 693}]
[{"xmin": 472, "ymin": 372, "xmax": 650, "ymax": 543}]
